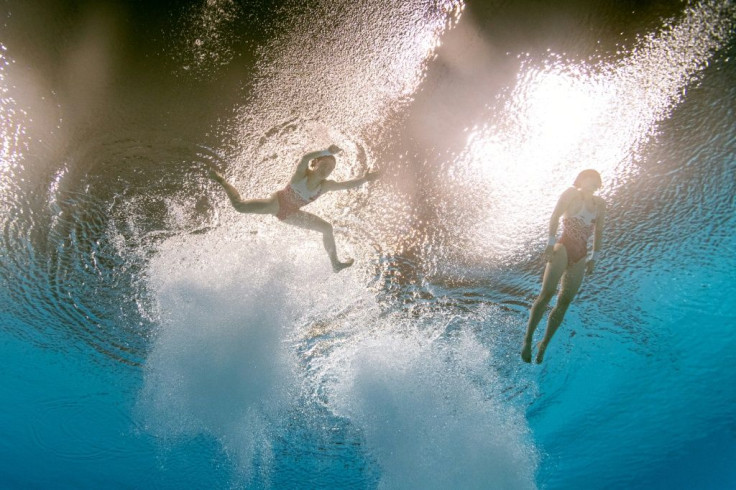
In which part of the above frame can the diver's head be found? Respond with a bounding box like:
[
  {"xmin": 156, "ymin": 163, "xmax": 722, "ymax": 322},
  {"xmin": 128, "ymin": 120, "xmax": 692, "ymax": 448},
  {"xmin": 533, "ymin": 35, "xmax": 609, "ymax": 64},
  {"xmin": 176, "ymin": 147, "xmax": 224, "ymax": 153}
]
[
  {"xmin": 310, "ymin": 155, "xmax": 336, "ymax": 179},
  {"xmin": 573, "ymin": 169, "xmax": 602, "ymax": 193}
]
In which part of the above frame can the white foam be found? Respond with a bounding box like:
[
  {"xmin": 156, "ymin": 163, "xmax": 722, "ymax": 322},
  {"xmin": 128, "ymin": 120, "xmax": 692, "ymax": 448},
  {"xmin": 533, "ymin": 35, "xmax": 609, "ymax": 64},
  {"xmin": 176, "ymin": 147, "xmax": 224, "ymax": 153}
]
[
  {"xmin": 139, "ymin": 225, "xmax": 538, "ymax": 487},
  {"xmin": 327, "ymin": 326, "xmax": 539, "ymax": 489},
  {"xmin": 138, "ymin": 229, "xmax": 316, "ymax": 481}
]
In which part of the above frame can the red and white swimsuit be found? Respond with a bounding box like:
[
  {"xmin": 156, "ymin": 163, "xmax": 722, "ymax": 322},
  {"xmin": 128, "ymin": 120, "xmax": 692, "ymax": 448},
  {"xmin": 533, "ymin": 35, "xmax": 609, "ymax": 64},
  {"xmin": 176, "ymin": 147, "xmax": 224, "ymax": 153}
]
[
  {"xmin": 275, "ymin": 177, "xmax": 323, "ymax": 221},
  {"xmin": 558, "ymin": 201, "xmax": 596, "ymax": 266}
]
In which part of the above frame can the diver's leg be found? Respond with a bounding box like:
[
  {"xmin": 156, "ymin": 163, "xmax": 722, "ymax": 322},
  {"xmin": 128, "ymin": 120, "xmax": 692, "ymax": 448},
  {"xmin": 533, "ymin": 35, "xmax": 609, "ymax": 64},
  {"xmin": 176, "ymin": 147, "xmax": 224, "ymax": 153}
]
[
  {"xmin": 521, "ymin": 244, "xmax": 568, "ymax": 363},
  {"xmin": 284, "ymin": 211, "xmax": 354, "ymax": 272},
  {"xmin": 535, "ymin": 257, "xmax": 586, "ymax": 363},
  {"xmin": 209, "ymin": 169, "xmax": 278, "ymax": 214}
]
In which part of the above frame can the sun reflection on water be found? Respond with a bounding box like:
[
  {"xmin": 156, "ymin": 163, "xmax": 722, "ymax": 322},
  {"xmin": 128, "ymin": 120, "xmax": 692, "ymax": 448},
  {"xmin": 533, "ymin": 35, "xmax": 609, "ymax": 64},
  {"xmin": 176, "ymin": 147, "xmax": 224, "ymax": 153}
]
[
  {"xmin": 1, "ymin": 43, "xmax": 28, "ymax": 206},
  {"xmin": 231, "ymin": 0, "xmax": 465, "ymax": 162},
  {"xmin": 1, "ymin": 44, "xmax": 20, "ymax": 165}
]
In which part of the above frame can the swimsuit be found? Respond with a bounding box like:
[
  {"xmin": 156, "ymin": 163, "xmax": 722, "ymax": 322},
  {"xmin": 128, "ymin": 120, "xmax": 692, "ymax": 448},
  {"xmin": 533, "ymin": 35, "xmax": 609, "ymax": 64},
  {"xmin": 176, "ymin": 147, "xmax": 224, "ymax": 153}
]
[
  {"xmin": 275, "ymin": 177, "xmax": 322, "ymax": 221},
  {"xmin": 558, "ymin": 197, "xmax": 596, "ymax": 266}
]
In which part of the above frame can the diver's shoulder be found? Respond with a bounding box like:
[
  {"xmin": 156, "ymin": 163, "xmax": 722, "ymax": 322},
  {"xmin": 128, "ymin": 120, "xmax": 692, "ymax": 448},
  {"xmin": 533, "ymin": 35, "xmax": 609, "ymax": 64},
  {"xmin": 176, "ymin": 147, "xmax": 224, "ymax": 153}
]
[
  {"xmin": 560, "ymin": 186, "xmax": 579, "ymax": 200},
  {"xmin": 594, "ymin": 195, "xmax": 607, "ymax": 212}
]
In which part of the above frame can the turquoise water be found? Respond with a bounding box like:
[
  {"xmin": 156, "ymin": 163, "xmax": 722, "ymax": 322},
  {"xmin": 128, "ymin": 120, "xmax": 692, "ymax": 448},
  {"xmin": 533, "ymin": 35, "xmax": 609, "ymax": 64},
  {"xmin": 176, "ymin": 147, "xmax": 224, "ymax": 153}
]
[{"xmin": 1, "ymin": 1, "xmax": 735, "ymax": 488}]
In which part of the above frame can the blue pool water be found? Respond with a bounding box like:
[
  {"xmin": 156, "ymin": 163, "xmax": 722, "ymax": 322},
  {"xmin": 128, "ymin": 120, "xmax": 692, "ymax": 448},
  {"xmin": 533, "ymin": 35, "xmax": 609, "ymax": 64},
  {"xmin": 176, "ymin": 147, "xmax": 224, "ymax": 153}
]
[{"xmin": 1, "ymin": 0, "xmax": 735, "ymax": 488}]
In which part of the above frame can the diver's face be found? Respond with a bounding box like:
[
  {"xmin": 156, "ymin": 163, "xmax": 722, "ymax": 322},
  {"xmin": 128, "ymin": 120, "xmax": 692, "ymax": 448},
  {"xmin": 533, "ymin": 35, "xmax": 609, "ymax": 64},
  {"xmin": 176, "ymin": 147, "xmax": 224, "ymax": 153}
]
[
  {"xmin": 579, "ymin": 176, "xmax": 600, "ymax": 193},
  {"xmin": 314, "ymin": 158, "xmax": 335, "ymax": 179}
]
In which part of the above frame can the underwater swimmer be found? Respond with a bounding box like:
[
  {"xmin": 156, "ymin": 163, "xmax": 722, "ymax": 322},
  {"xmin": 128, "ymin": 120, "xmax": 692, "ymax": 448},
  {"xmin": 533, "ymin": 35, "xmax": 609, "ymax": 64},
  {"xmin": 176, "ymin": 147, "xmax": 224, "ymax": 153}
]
[
  {"xmin": 209, "ymin": 145, "xmax": 380, "ymax": 272},
  {"xmin": 521, "ymin": 169, "xmax": 607, "ymax": 363}
]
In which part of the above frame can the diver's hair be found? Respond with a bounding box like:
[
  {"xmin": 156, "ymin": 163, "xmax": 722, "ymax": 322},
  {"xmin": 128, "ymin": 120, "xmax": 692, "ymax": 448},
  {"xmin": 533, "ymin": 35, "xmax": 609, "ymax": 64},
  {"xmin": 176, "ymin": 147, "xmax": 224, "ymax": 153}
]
[
  {"xmin": 573, "ymin": 169, "xmax": 602, "ymax": 188},
  {"xmin": 309, "ymin": 154, "xmax": 336, "ymax": 171}
]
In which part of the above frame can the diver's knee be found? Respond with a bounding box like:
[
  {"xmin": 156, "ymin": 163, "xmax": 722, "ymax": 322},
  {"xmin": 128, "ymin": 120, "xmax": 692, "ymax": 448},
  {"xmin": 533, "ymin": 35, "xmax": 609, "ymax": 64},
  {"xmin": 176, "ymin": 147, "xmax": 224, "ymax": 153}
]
[
  {"xmin": 533, "ymin": 295, "xmax": 552, "ymax": 310},
  {"xmin": 232, "ymin": 200, "xmax": 249, "ymax": 213},
  {"xmin": 556, "ymin": 296, "xmax": 574, "ymax": 309},
  {"xmin": 538, "ymin": 289, "xmax": 556, "ymax": 304}
]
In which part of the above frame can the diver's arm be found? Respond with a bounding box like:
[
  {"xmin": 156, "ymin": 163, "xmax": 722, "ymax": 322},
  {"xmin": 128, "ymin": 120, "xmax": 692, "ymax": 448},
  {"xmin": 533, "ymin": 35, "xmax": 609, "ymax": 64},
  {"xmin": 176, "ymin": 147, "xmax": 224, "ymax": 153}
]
[
  {"xmin": 293, "ymin": 145, "xmax": 343, "ymax": 179},
  {"xmin": 548, "ymin": 190, "xmax": 572, "ymax": 241},
  {"xmin": 322, "ymin": 170, "xmax": 380, "ymax": 192},
  {"xmin": 544, "ymin": 189, "xmax": 573, "ymax": 258},
  {"xmin": 591, "ymin": 199, "xmax": 606, "ymax": 253},
  {"xmin": 587, "ymin": 198, "xmax": 606, "ymax": 273}
]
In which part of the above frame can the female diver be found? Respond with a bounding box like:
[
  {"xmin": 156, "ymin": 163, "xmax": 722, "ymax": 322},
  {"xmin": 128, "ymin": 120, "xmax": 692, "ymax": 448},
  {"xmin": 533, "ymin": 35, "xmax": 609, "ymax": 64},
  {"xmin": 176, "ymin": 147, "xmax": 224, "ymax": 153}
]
[
  {"xmin": 521, "ymin": 169, "xmax": 606, "ymax": 363},
  {"xmin": 209, "ymin": 145, "xmax": 380, "ymax": 272}
]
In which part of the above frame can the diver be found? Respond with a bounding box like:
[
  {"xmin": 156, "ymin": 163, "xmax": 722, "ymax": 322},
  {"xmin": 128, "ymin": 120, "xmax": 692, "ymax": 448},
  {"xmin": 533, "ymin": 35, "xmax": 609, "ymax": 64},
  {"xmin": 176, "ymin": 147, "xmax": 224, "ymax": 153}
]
[
  {"xmin": 521, "ymin": 169, "xmax": 606, "ymax": 363},
  {"xmin": 208, "ymin": 145, "xmax": 380, "ymax": 272}
]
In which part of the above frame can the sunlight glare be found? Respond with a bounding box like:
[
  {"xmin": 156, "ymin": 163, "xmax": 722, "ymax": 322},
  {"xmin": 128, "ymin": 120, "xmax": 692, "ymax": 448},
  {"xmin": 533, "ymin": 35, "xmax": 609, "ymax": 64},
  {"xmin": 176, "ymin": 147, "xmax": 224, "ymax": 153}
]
[
  {"xmin": 470, "ymin": 66, "xmax": 616, "ymax": 194},
  {"xmin": 455, "ymin": 0, "xmax": 734, "ymax": 264}
]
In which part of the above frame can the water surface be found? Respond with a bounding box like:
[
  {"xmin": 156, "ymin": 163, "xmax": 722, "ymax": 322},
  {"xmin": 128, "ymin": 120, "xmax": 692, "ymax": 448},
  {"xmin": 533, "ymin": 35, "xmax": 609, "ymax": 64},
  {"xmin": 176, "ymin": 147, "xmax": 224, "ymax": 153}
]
[{"xmin": 1, "ymin": 0, "xmax": 735, "ymax": 488}]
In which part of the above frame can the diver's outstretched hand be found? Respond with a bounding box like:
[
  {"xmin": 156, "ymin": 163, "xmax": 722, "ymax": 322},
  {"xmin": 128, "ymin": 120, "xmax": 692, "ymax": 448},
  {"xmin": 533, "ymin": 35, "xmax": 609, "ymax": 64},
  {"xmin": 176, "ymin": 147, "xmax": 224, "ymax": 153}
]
[
  {"xmin": 364, "ymin": 169, "xmax": 381, "ymax": 182},
  {"xmin": 328, "ymin": 144, "xmax": 343, "ymax": 154}
]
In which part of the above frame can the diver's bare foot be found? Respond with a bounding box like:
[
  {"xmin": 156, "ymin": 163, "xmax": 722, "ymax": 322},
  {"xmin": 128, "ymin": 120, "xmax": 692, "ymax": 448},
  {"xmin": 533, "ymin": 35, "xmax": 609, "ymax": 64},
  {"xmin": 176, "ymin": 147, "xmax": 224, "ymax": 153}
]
[
  {"xmin": 521, "ymin": 340, "xmax": 532, "ymax": 363},
  {"xmin": 535, "ymin": 341, "xmax": 547, "ymax": 364},
  {"xmin": 332, "ymin": 258, "xmax": 354, "ymax": 273}
]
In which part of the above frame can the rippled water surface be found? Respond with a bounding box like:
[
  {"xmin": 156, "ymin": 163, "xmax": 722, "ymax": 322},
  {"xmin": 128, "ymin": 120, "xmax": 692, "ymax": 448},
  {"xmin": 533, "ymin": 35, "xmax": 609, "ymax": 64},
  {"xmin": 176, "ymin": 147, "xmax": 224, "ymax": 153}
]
[{"xmin": 1, "ymin": 0, "xmax": 735, "ymax": 488}]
